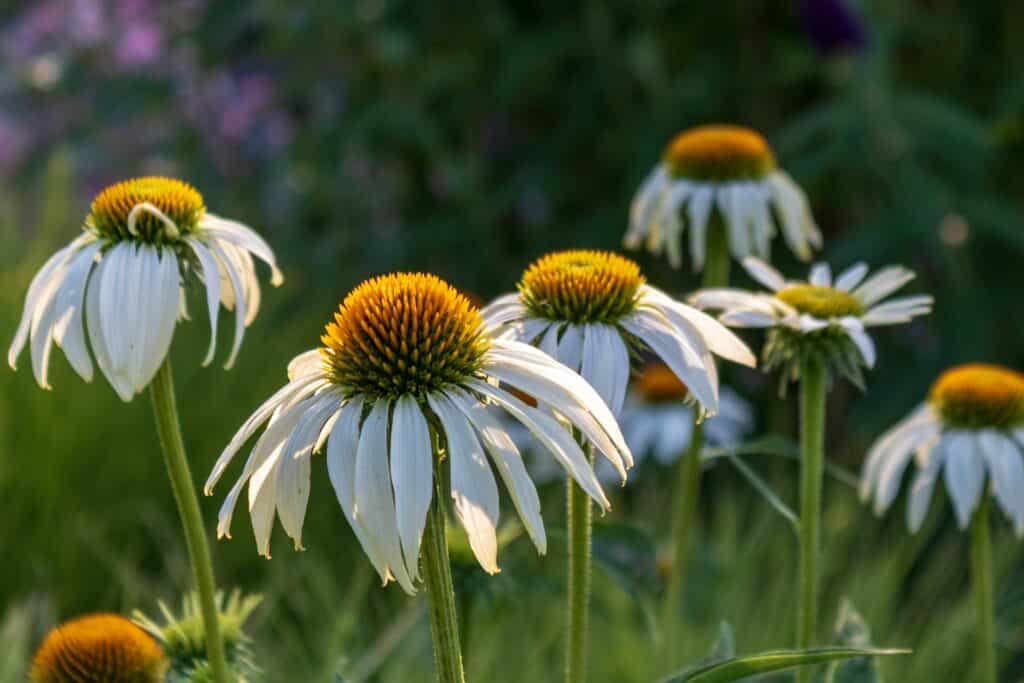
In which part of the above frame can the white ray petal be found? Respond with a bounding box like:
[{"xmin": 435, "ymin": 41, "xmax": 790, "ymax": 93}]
[
  {"xmin": 851, "ymin": 267, "xmax": 915, "ymax": 307},
  {"xmin": 741, "ymin": 257, "xmax": 787, "ymax": 292},
  {"xmin": 356, "ymin": 401, "xmax": 414, "ymax": 593},
  {"xmin": 942, "ymin": 431, "xmax": 986, "ymax": 529},
  {"xmin": 686, "ymin": 185, "xmax": 714, "ymax": 271},
  {"xmin": 834, "ymin": 263, "xmax": 869, "ymax": 292},
  {"xmin": 448, "ymin": 388, "xmax": 546, "ymax": 553},
  {"xmin": 580, "ymin": 323, "xmax": 630, "ymax": 416},
  {"xmin": 978, "ymin": 430, "xmax": 1024, "ymax": 536},
  {"xmin": 200, "ymin": 213, "xmax": 283, "ymax": 285},
  {"xmin": 468, "ymin": 378, "xmax": 610, "ymax": 510},
  {"xmin": 51, "ymin": 242, "xmax": 101, "ymax": 382},
  {"xmin": 428, "ymin": 392, "xmax": 501, "ymax": 574},
  {"xmin": 390, "ymin": 395, "xmax": 434, "ymax": 580},
  {"xmin": 207, "ymin": 240, "xmax": 247, "ymax": 370},
  {"xmin": 839, "ymin": 316, "xmax": 876, "ymax": 368}
]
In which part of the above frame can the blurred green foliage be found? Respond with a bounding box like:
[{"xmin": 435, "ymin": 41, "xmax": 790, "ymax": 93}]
[{"xmin": 3, "ymin": 0, "xmax": 1024, "ymax": 681}]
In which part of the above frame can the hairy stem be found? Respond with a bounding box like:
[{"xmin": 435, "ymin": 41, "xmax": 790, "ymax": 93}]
[
  {"xmin": 422, "ymin": 480, "xmax": 466, "ymax": 683},
  {"xmin": 971, "ymin": 495, "xmax": 997, "ymax": 683},
  {"xmin": 566, "ymin": 438, "xmax": 594, "ymax": 683},
  {"xmin": 149, "ymin": 361, "xmax": 231, "ymax": 683}
]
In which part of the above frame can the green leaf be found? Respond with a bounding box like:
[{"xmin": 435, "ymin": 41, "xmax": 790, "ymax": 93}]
[
  {"xmin": 702, "ymin": 436, "xmax": 860, "ymax": 489},
  {"xmin": 826, "ymin": 599, "xmax": 885, "ymax": 683},
  {"xmin": 726, "ymin": 453, "xmax": 800, "ymax": 535},
  {"xmin": 662, "ymin": 647, "xmax": 909, "ymax": 683}
]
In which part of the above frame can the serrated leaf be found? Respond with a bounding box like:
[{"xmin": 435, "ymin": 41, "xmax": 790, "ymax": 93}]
[{"xmin": 661, "ymin": 647, "xmax": 909, "ymax": 683}]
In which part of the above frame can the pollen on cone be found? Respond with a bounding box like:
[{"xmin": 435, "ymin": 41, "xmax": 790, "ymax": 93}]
[{"xmin": 30, "ymin": 613, "xmax": 167, "ymax": 683}]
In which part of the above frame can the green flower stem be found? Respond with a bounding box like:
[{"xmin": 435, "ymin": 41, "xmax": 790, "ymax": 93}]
[
  {"xmin": 149, "ymin": 360, "xmax": 231, "ymax": 683},
  {"xmin": 422, "ymin": 479, "xmax": 466, "ymax": 683},
  {"xmin": 971, "ymin": 495, "xmax": 997, "ymax": 683},
  {"xmin": 663, "ymin": 218, "xmax": 730, "ymax": 630},
  {"xmin": 566, "ymin": 437, "xmax": 594, "ymax": 683},
  {"xmin": 795, "ymin": 359, "xmax": 826, "ymax": 683}
]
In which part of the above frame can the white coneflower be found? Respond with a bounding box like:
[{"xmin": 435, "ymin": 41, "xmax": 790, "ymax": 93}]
[
  {"xmin": 205, "ymin": 273, "xmax": 630, "ymax": 683},
  {"xmin": 862, "ymin": 363, "xmax": 1024, "ymax": 535},
  {"xmin": 618, "ymin": 363, "xmax": 753, "ymax": 472},
  {"xmin": 625, "ymin": 124, "xmax": 821, "ymax": 270},
  {"xmin": 8, "ymin": 176, "xmax": 282, "ymax": 401},
  {"xmin": 481, "ymin": 250, "xmax": 756, "ymax": 419},
  {"xmin": 692, "ymin": 255, "xmax": 932, "ymax": 673},
  {"xmin": 206, "ymin": 272, "xmax": 629, "ymax": 585},
  {"xmin": 691, "ymin": 257, "xmax": 933, "ymax": 389},
  {"xmin": 860, "ymin": 363, "xmax": 1024, "ymax": 683}
]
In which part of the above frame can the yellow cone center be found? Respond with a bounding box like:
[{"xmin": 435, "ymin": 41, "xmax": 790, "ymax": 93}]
[
  {"xmin": 31, "ymin": 613, "xmax": 166, "ymax": 683},
  {"xmin": 87, "ymin": 177, "xmax": 205, "ymax": 242},
  {"xmin": 321, "ymin": 273, "xmax": 490, "ymax": 400},
  {"xmin": 663, "ymin": 125, "xmax": 776, "ymax": 181},
  {"xmin": 635, "ymin": 363, "xmax": 688, "ymax": 403},
  {"xmin": 929, "ymin": 363, "xmax": 1024, "ymax": 429},
  {"xmin": 519, "ymin": 250, "xmax": 644, "ymax": 324},
  {"xmin": 777, "ymin": 284, "xmax": 864, "ymax": 319}
]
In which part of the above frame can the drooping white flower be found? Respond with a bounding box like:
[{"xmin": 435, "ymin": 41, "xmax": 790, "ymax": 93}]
[
  {"xmin": 690, "ymin": 257, "xmax": 932, "ymax": 387},
  {"xmin": 481, "ymin": 250, "xmax": 756, "ymax": 420},
  {"xmin": 8, "ymin": 177, "xmax": 282, "ymax": 401},
  {"xmin": 205, "ymin": 273, "xmax": 631, "ymax": 593},
  {"xmin": 861, "ymin": 364, "xmax": 1024, "ymax": 536},
  {"xmin": 625, "ymin": 124, "xmax": 821, "ymax": 270}
]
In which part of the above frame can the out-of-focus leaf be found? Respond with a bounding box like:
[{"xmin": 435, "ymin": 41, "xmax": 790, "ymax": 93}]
[
  {"xmin": 727, "ymin": 453, "xmax": 800, "ymax": 535},
  {"xmin": 702, "ymin": 436, "xmax": 859, "ymax": 489},
  {"xmin": 661, "ymin": 647, "xmax": 909, "ymax": 683},
  {"xmin": 826, "ymin": 599, "xmax": 885, "ymax": 683}
]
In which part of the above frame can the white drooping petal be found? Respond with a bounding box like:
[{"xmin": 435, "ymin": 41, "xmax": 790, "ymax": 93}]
[
  {"xmin": 206, "ymin": 239, "xmax": 247, "ymax": 370},
  {"xmin": 428, "ymin": 392, "xmax": 501, "ymax": 574},
  {"xmin": 767, "ymin": 171, "xmax": 817, "ymax": 261},
  {"xmin": 851, "ymin": 267, "xmax": 914, "ymax": 307},
  {"xmin": 389, "ymin": 395, "xmax": 433, "ymax": 580},
  {"xmin": 480, "ymin": 293, "xmax": 529, "ymax": 329},
  {"xmin": 287, "ymin": 349, "xmax": 325, "ymax": 380},
  {"xmin": 741, "ymin": 257, "xmax": 787, "ymax": 292},
  {"xmin": 186, "ymin": 238, "xmax": 222, "ymax": 366},
  {"xmin": 9, "ymin": 234, "xmax": 92, "ymax": 370},
  {"xmin": 51, "ymin": 242, "xmax": 101, "ymax": 382},
  {"xmin": 906, "ymin": 452, "xmax": 941, "ymax": 533},
  {"xmin": 469, "ymin": 378, "xmax": 610, "ymax": 510},
  {"xmin": 580, "ymin": 323, "xmax": 630, "ymax": 416},
  {"xmin": 326, "ymin": 397, "xmax": 393, "ymax": 585},
  {"xmin": 716, "ymin": 183, "xmax": 749, "ymax": 259},
  {"xmin": 356, "ymin": 401, "xmax": 414, "ymax": 593},
  {"xmin": 85, "ymin": 254, "xmax": 132, "ymax": 401},
  {"xmin": 556, "ymin": 323, "xmax": 585, "ymax": 373},
  {"xmin": 839, "ymin": 317, "xmax": 876, "ymax": 368},
  {"xmin": 942, "ymin": 431, "xmax": 986, "ymax": 529},
  {"xmin": 859, "ymin": 404, "xmax": 939, "ymax": 502},
  {"xmin": 275, "ymin": 394, "xmax": 338, "ymax": 550},
  {"xmin": 624, "ymin": 165, "xmax": 667, "ymax": 249},
  {"xmin": 684, "ymin": 185, "xmax": 714, "ymax": 271},
  {"xmin": 484, "ymin": 340, "xmax": 632, "ymax": 475},
  {"xmin": 620, "ymin": 308, "xmax": 717, "ymax": 414},
  {"xmin": 977, "ymin": 430, "xmax": 1024, "ymax": 536},
  {"xmin": 136, "ymin": 246, "xmax": 181, "ymax": 393},
  {"xmin": 448, "ymin": 388, "xmax": 546, "ymax": 553},
  {"xmin": 641, "ymin": 286, "xmax": 756, "ymax": 367},
  {"xmin": 200, "ymin": 213, "xmax": 283, "ymax": 285},
  {"xmin": 662, "ymin": 182, "xmax": 693, "ymax": 269}
]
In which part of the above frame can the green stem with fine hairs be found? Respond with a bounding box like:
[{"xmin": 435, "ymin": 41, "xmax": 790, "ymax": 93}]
[
  {"xmin": 422, "ymin": 476, "xmax": 466, "ymax": 683},
  {"xmin": 663, "ymin": 219, "xmax": 730, "ymax": 633},
  {"xmin": 795, "ymin": 359, "xmax": 826, "ymax": 683},
  {"xmin": 149, "ymin": 361, "xmax": 231, "ymax": 683},
  {"xmin": 971, "ymin": 495, "xmax": 997, "ymax": 683},
  {"xmin": 566, "ymin": 437, "xmax": 594, "ymax": 683}
]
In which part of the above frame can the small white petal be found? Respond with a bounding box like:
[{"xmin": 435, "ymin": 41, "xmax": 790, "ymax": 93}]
[
  {"xmin": 851, "ymin": 267, "xmax": 915, "ymax": 307},
  {"xmin": 808, "ymin": 263, "xmax": 832, "ymax": 287},
  {"xmin": 187, "ymin": 239, "xmax": 222, "ymax": 366},
  {"xmin": 206, "ymin": 240, "xmax": 248, "ymax": 370},
  {"xmin": 906, "ymin": 454, "xmax": 941, "ymax": 533},
  {"xmin": 839, "ymin": 317, "xmax": 876, "ymax": 368},
  {"xmin": 978, "ymin": 430, "xmax": 1024, "ymax": 535},
  {"xmin": 686, "ymin": 185, "xmax": 714, "ymax": 271}
]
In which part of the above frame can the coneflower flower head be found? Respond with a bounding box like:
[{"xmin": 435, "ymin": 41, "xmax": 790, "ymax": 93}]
[
  {"xmin": 8, "ymin": 176, "xmax": 282, "ymax": 401},
  {"xmin": 691, "ymin": 257, "xmax": 933, "ymax": 391},
  {"xmin": 206, "ymin": 273, "xmax": 632, "ymax": 593},
  {"xmin": 626, "ymin": 125, "xmax": 822, "ymax": 269},
  {"xmin": 483, "ymin": 250, "xmax": 756, "ymax": 418},
  {"xmin": 861, "ymin": 363, "xmax": 1024, "ymax": 534},
  {"xmin": 30, "ymin": 613, "xmax": 166, "ymax": 683}
]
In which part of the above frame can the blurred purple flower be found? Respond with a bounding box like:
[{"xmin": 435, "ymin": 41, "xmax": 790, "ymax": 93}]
[
  {"xmin": 116, "ymin": 21, "xmax": 163, "ymax": 68},
  {"xmin": 800, "ymin": 0, "xmax": 868, "ymax": 55}
]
